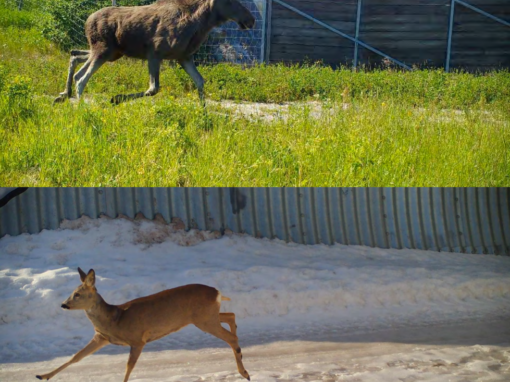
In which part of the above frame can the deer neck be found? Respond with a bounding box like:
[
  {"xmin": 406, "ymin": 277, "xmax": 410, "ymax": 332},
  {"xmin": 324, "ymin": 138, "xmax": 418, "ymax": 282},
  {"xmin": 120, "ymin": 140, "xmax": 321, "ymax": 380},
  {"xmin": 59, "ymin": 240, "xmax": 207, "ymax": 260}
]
[{"xmin": 85, "ymin": 293, "xmax": 122, "ymax": 333}]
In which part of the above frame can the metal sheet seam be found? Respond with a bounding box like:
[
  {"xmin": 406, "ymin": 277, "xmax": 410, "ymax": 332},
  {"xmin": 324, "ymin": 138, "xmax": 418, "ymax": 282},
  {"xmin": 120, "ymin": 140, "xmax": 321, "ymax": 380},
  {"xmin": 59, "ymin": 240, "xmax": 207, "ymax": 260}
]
[
  {"xmin": 391, "ymin": 188, "xmax": 402, "ymax": 249},
  {"xmin": 0, "ymin": 188, "xmax": 509, "ymax": 255}
]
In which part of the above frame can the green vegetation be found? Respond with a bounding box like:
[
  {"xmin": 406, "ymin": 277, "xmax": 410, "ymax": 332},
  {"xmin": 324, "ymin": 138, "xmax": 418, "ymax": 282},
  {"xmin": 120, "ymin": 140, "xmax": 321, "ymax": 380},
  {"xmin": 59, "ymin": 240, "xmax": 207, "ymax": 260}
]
[{"xmin": 1, "ymin": 6, "xmax": 509, "ymax": 186}]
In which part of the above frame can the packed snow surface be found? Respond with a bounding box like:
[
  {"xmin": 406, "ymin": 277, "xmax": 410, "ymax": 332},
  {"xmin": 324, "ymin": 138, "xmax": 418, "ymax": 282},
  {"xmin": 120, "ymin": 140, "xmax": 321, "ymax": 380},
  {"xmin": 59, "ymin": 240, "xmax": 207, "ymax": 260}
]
[{"xmin": 0, "ymin": 216, "xmax": 509, "ymax": 381}]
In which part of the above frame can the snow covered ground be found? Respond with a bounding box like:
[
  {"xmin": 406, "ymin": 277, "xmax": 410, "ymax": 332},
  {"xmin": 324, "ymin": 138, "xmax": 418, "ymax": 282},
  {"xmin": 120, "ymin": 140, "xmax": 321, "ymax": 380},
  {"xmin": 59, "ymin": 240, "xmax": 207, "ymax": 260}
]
[{"xmin": 0, "ymin": 216, "xmax": 509, "ymax": 381}]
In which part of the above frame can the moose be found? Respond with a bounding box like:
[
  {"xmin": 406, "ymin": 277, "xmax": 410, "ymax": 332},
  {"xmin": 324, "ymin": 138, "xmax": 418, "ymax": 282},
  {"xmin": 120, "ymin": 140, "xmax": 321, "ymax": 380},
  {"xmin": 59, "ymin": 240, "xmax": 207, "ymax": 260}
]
[
  {"xmin": 36, "ymin": 268, "xmax": 250, "ymax": 381},
  {"xmin": 54, "ymin": 0, "xmax": 255, "ymax": 104}
]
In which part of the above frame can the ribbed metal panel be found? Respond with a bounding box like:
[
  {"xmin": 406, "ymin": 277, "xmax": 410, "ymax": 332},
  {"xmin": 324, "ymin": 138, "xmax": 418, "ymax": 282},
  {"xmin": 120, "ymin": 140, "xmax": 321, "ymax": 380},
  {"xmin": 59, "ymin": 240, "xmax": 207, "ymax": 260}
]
[{"xmin": 0, "ymin": 188, "xmax": 508, "ymax": 255}]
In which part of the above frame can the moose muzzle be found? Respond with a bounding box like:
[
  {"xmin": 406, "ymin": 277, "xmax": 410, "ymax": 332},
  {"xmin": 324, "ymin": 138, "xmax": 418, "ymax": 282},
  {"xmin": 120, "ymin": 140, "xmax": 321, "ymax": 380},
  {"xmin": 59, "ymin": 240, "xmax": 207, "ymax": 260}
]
[{"xmin": 239, "ymin": 15, "xmax": 255, "ymax": 30}]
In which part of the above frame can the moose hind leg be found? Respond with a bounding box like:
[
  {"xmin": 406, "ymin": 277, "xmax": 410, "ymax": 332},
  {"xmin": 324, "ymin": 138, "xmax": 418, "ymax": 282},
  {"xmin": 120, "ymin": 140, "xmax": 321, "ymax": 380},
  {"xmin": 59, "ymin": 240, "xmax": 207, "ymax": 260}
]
[
  {"xmin": 54, "ymin": 51, "xmax": 89, "ymax": 104},
  {"xmin": 75, "ymin": 55, "xmax": 107, "ymax": 100},
  {"xmin": 195, "ymin": 319, "xmax": 250, "ymax": 381}
]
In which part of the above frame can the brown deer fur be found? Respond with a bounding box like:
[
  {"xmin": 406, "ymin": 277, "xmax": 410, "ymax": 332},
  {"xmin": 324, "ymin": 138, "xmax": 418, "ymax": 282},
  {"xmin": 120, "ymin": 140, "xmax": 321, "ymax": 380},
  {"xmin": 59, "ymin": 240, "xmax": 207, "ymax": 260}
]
[
  {"xmin": 54, "ymin": 0, "xmax": 255, "ymax": 104},
  {"xmin": 35, "ymin": 268, "xmax": 250, "ymax": 381}
]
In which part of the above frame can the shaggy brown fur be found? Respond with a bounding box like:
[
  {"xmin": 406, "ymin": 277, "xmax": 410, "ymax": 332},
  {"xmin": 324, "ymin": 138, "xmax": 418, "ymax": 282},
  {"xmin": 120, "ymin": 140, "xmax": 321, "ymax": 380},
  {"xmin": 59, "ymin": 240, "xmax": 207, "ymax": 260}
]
[{"xmin": 54, "ymin": 0, "xmax": 255, "ymax": 104}]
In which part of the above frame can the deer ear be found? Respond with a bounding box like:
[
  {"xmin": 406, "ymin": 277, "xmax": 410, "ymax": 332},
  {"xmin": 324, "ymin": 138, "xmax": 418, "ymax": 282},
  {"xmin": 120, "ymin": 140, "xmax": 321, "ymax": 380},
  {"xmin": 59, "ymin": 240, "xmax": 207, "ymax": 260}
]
[
  {"xmin": 78, "ymin": 267, "xmax": 87, "ymax": 283},
  {"xmin": 84, "ymin": 269, "xmax": 95, "ymax": 287}
]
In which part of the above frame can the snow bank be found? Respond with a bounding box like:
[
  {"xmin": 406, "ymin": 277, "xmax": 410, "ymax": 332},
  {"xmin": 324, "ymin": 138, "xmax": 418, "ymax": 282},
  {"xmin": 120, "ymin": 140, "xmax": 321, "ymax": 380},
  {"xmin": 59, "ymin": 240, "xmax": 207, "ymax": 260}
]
[{"xmin": 0, "ymin": 216, "xmax": 509, "ymax": 362}]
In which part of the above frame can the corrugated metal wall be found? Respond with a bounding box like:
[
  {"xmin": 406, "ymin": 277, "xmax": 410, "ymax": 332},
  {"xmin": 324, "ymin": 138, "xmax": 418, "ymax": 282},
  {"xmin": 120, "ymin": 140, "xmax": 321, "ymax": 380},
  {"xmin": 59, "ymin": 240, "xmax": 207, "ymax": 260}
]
[{"xmin": 0, "ymin": 188, "xmax": 509, "ymax": 255}]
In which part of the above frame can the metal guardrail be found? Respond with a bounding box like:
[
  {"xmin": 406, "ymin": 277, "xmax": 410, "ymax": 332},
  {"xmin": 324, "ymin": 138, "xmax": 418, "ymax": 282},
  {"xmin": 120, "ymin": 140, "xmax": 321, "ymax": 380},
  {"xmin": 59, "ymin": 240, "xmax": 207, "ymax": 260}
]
[{"xmin": 1, "ymin": 188, "xmax": 509, "ymax": 256}]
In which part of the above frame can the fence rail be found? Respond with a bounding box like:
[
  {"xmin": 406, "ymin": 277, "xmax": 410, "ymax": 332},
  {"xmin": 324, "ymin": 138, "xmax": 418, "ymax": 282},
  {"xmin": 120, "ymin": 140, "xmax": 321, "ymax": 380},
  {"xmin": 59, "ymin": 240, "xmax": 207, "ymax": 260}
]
[{"xmin": 1, "ymin": 188, "xmax": 509, "ymax": 256}]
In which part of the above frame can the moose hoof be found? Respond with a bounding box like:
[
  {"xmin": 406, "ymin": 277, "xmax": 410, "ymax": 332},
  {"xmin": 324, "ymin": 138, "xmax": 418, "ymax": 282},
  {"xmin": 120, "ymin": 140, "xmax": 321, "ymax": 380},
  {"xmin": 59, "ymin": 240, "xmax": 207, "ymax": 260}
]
[
  {"xmin": 53, "ymin": 95, "xmax": 66, "ymax": 104},
  {"xmin": 111, "ymin": 95, "xmax": 123, "ymax": 105},
  {"xmin": 144, "ymin": 89, "xmax": 157, "ymax": 97}
]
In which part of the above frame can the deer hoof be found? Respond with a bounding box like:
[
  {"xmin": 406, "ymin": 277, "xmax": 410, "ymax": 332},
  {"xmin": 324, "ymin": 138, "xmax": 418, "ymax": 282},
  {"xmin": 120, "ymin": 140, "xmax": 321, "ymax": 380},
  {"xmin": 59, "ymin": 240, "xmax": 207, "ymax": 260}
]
[{"xmin": 35, "ymin": 375, "xmax": 42, "ymax": 380}]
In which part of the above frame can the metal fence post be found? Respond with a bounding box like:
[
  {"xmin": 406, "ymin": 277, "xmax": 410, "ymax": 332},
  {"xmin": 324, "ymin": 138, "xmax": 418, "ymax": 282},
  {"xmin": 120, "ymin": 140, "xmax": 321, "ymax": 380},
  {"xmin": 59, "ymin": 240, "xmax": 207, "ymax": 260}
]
[
  {"xmin": 353, "ymin": 0, "xmax": 362, "ymax": 69},
  {"xmin": 445, "ymin": 0, "xmax": 456, "ymax": 72},
  {"xmin": 264, "ymin": 0, "xmax": 273, "ymax": 64}
]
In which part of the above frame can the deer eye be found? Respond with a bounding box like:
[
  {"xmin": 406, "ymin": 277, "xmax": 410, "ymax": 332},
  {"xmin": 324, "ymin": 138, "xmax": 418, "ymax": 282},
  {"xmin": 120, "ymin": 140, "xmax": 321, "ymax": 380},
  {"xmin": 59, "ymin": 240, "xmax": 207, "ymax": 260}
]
[{"xmin": 74, "ymin": 293, "xmax": 81, "ymax": 298}]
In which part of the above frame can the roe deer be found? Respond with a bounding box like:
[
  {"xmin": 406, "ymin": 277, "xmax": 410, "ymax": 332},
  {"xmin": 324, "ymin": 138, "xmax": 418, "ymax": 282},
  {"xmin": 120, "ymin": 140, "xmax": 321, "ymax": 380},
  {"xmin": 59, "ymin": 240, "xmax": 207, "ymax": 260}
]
[
  {"xmin": 53, "ymin": 0, "xmax": 255, "ymax": 105},
  {"xmin": 36, "ymin": 268, "xmax": 250, "ymax": 381}
]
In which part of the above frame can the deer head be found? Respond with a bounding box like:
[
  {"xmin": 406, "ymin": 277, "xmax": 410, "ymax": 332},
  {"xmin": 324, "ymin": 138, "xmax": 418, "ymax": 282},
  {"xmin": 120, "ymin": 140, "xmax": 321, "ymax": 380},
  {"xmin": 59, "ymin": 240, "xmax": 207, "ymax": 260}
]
[{"xmin": 61, "ymin": 268, "xmax": 98, "ymax": 310}]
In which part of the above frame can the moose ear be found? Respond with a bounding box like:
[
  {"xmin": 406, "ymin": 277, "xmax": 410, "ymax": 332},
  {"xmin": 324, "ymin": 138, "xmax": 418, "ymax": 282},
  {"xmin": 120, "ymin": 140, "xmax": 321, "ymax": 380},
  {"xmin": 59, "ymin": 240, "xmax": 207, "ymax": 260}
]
[
  {"xmin": 78, "ymin": 267, "xmax": 87, "ymax": 283},
  {"xmin": 84, "ymin": 269, "xmax": 96, "ymax": 287}
]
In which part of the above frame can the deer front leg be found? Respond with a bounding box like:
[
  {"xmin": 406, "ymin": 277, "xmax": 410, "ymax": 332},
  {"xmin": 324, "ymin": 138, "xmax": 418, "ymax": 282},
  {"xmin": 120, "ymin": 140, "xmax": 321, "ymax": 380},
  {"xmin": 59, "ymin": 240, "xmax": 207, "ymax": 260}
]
[
  {"xmin": 123, "ymin": 345, "xmax": 145, "ymax": 382},
  {"xmin": 35, "ymin": 334, "xmax": 108, "ymax": 380}
]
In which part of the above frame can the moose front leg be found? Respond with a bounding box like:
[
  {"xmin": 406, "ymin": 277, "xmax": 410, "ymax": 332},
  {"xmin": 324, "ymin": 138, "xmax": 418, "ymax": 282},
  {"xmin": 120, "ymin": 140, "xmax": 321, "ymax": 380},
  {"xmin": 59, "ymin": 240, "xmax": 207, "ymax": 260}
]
[
  {"xmin": 111, "ymin": 57, "xmax": 161, "ymax": 104},
  {"xmin": 179, "ymin": 58, "xmax": 205, "ymax": 105},
  {"xmin": 145, "ymin": 58, "xmax": 161, "ymax": 97},
  {"xmin": 36, "ymin": 334, "xmax": 108, "ymax": 380}
]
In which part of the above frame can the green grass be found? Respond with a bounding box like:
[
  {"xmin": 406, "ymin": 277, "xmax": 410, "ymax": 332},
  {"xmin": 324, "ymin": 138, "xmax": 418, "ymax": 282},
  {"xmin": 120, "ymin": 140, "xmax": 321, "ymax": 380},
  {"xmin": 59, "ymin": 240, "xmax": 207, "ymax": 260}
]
[{"xmin": 1, "ymin": 9, "xmax": 509, "ymax": 186}]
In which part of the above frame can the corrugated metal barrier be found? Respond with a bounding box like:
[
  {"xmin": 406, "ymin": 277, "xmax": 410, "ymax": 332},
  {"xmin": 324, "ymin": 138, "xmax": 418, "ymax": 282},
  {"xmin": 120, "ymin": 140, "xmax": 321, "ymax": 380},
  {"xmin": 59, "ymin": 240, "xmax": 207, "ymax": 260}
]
[{"xmin": 0, "ymin": 188, "xmax": 509, "ymax": 255}]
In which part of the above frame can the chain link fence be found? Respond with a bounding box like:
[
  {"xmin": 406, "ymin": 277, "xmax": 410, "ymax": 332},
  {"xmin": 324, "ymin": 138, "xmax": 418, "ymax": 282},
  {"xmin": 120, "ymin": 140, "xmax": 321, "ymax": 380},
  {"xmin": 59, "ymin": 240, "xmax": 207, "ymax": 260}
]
[{"xmin": 6, "ymin": 0, "xmax": 267, "ymax": 65}]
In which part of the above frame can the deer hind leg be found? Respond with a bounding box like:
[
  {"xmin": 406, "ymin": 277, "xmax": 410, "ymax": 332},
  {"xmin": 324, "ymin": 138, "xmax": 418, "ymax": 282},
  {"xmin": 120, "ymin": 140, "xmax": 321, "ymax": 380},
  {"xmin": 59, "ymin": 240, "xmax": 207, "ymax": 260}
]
[
  {"xmin": 123, "ymin": 345, "xmax": 145, "ymax": 382},
  {"xmin": 35, "ymin": 334, "xmax": 108, "ymax": 380},
  {"xmin": 54, "ymin": 50, "xmax": 90, "ymax": 104},
  {"xmin": 220, "ymin": 312, "xmax": 238, "ymax": 336},
  {"xmin": 195, "ymin": 317, "xmax": 250, "ymax": 381}
]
